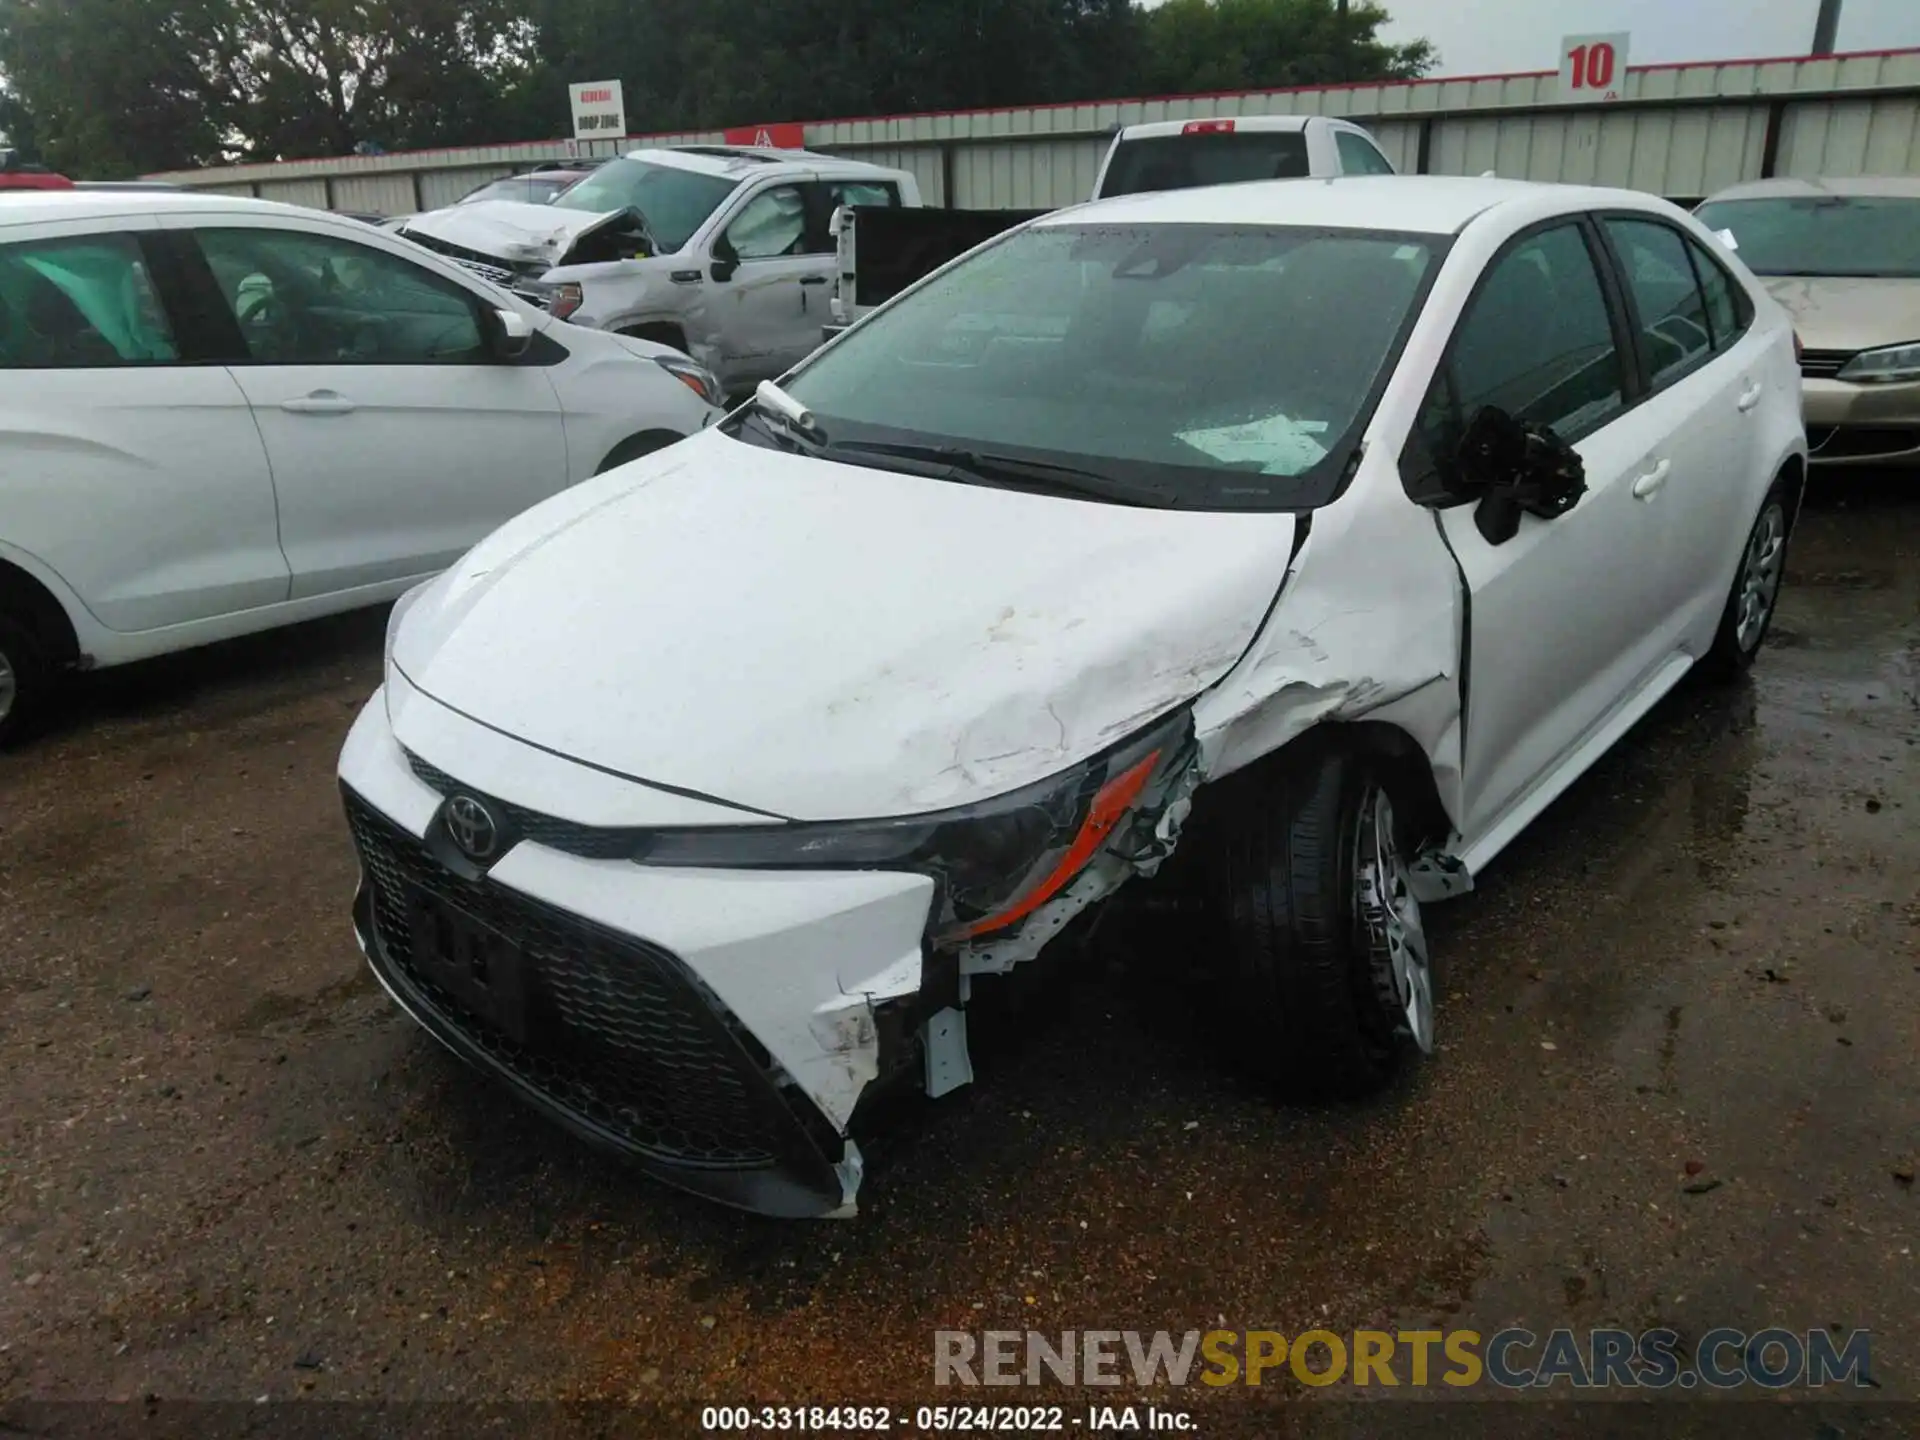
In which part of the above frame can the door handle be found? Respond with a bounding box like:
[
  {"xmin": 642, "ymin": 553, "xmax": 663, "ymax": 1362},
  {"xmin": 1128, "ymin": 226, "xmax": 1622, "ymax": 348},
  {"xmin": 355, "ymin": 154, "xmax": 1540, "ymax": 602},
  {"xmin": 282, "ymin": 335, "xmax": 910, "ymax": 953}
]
[
  {"xmin": 798, "ymin": 275, "xmax": 829, "ymax": 286},
  {"xmin": 280, "ymin": 391, "xmax": 357, "ymax": 415},
  {"xmin": 1631, "ymin": 459, "xmax": 1671, "ymax": 500},
  {"xmin": 1737, "ymin": 380, "xmax": 1764, "ymax": 412}
]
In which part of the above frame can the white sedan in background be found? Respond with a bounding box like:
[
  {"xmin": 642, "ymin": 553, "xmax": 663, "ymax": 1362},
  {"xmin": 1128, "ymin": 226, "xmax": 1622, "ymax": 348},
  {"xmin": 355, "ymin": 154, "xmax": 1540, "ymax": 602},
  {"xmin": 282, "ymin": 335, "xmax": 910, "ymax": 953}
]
[
  {"xmin": 342, "ymin": 176, "xmax": 1805, "ymax": 1218},
  {"xmin": 0, "ymin": 192, "xmax": 723, "ymax": 743}
]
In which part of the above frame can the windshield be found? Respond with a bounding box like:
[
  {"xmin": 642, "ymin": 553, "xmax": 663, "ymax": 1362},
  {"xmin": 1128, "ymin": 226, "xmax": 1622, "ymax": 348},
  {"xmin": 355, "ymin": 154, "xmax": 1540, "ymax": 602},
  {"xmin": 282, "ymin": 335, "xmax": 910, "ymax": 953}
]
[
  {"xmin": 780, "ymin": 222, "xmax": 1437, "ymax": 510},
  {"xmin": 460, "ymin": 175, "xmax": 574, "ymax": 206},
  {"xmin": 1100, "ymin": 132, "xmax": 1311, "ymax": 198},
  {"xmin": 1694, "ymin": 195, "xmax": 1920, "ymax": 278},
  {"xmin": 550, "ymin": 157, "xmax": 740, "ymax": 251}
]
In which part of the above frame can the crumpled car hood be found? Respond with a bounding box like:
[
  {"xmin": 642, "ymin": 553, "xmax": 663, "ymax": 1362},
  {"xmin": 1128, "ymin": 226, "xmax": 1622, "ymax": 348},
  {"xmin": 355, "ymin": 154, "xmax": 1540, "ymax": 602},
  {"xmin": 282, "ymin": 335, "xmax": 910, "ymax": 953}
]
[
  {"xmin": 392, "ymin": 428, "xmax": 1298, "ymax": 821},
  {"xmin": 1761, "ymin": 276, "xmax": 1920, "ymax": 355},
  {"xmin": 402, "ymin": 200, "xmax": 621, "ymax": 267}
]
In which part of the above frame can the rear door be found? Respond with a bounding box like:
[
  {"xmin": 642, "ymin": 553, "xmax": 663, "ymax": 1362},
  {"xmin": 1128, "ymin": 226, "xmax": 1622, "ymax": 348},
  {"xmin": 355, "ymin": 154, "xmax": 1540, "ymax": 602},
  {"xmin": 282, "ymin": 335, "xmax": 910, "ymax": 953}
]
[
  {"xmin": 1596, "ymin": 214, "xmax": 1764, "ymax": 645},
  {"xmin": 0, "ymin": 221, "xmax": 285, "ymax": 632},
  {"xmin": 1408, "ymin": 217, "xmax": 1676, "ymax": 841},
  {"xmin": 175, "ymin": 218, "xmax": 568, "ymax": 599}
]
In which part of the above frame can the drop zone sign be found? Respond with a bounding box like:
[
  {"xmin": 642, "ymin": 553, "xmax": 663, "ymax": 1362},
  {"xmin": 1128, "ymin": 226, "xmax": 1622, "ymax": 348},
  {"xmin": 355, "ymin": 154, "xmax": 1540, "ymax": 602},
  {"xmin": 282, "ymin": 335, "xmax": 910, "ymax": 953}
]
[
  {"xmin": 570, "ymin": 80, "xmax": 627, "ymax": 141},
  {"xmin": 1559, "ymin": 33, "xmax": 1629, "ymax": 103}
]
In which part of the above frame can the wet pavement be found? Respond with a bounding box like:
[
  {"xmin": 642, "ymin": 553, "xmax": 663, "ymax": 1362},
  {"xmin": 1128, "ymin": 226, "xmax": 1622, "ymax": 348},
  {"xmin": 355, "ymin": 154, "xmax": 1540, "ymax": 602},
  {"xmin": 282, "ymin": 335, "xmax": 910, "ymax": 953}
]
[{"xmin": 2, "ymin": 476, "xmax": 1916, "ymax": 1438}]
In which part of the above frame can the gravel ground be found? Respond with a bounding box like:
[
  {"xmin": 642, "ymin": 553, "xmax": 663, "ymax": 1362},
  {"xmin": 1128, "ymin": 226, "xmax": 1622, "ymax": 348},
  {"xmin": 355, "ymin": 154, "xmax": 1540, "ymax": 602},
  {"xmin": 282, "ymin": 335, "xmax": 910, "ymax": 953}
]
[{"xmin": 2, "ymin": 476, "xmax": 1916, "ymax": 1439}]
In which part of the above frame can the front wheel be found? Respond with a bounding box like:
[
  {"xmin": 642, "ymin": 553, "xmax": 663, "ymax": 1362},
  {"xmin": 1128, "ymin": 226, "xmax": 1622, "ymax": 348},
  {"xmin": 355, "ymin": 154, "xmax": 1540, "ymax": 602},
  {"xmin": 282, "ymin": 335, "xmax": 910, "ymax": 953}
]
[
  {"xmin": 1703, "ymin": 479, "xmax": 1792, "ymax": 678},
  {"xmin": 1215, "ymin": 749, "xmax": 1434, "ymax": 1099}
]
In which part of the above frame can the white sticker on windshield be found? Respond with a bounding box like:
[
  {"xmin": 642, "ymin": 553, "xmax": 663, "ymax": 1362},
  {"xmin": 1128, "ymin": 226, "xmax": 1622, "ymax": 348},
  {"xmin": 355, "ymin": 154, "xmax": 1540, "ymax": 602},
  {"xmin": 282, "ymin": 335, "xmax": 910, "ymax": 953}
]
[
  {"xmin": 1715, "ymin": 227, "xmax": 1739, "ymax": 251},
  {"xmin": 1176, "ymin": 413, "xmax": 1331, "ymax": 475}
]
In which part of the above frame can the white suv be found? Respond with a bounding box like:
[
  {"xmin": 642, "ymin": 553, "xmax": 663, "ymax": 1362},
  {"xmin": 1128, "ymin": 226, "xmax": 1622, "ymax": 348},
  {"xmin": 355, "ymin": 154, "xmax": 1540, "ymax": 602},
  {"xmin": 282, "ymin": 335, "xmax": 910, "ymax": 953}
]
[
  {"xmin": 401, "ymin": 146, "xmax": 922, "ymax": 394},
  {"xmin": 0, "ymin": 192, "xmax": 722, "ymax": 744}
]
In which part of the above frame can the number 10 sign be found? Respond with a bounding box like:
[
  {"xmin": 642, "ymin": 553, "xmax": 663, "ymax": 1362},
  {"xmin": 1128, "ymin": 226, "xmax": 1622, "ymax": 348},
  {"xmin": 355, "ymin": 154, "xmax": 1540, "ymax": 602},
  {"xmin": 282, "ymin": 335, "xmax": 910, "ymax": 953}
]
[{"xmin": 1559, "ymin": 32, "xmax": 1629, "ymax": 103}]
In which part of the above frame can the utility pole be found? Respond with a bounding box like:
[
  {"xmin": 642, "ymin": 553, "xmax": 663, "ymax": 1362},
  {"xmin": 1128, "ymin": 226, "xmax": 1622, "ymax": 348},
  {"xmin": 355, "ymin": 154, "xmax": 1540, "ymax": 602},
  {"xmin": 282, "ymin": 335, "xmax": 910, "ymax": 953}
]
[{"xmin": 1811, "ymin": 0, "xmax": 1843, "ymax": 56}]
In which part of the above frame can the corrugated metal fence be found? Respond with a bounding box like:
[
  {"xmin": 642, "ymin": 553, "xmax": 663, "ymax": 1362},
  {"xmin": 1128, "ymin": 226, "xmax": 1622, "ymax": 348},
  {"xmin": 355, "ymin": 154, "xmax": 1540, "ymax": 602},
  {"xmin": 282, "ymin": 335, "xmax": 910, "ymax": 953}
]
[{"xmin": 148, "ymin": 48, "xmax": 1920, "ymax": 215}]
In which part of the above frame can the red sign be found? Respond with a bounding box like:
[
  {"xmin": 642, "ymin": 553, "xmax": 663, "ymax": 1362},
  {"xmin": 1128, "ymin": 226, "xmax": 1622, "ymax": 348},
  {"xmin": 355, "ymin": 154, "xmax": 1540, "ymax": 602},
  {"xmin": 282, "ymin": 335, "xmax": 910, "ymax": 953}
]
[{"xmin": 723, "ymin": 122, "xmax": 806, "ymax": 150}]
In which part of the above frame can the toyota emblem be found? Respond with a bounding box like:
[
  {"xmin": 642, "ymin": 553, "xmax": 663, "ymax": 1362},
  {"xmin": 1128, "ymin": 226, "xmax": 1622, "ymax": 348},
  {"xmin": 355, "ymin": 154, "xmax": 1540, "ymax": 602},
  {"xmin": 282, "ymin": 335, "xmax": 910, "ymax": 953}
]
[{"xmin": 444, "ymin": 794, "xmax": 501, "ymax": 861}]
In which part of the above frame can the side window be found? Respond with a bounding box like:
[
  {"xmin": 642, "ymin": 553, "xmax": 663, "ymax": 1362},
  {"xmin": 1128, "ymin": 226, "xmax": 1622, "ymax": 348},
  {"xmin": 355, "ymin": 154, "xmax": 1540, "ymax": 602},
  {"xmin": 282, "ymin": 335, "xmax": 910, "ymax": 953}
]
[
  {"xmin": 195, "ymin": 227, "xmax": 485, "ymax": 365},
  {"xmin": 1335, "ymin": 130, "xmax": 1395, "ymax": 176},
  {"xmin": 824, "ymin": 181, "xmax": 899, "ymax": 210},
  {"xmin": 1685, "ymin": 235, "xmax": 1753, "ymax": 354},
  {"xmin": 725, "ymin": 184, "xmax": 809, "ymax": 260},
  {"xmin": 1604, "ymin": 217, "xmax": 1713, "ymax": 389},
  {"xmin": 1443, "ymin": 222, "xmax": 1628, "ymax": 445},
  {"xmin": 0, "ymin": 232, "xmax": 178, "ymax": 368}
]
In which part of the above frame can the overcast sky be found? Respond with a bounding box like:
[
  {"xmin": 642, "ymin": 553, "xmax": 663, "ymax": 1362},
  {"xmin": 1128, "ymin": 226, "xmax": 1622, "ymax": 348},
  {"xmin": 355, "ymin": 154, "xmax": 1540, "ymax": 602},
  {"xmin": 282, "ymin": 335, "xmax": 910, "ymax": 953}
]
[
  {"xmin": 1368, "ymin": 0, "xmax": 1920, "ymax": 76},
  {"xmin": 1136, "ymin": 0, "xmax": 1920, "ymax": 77}
]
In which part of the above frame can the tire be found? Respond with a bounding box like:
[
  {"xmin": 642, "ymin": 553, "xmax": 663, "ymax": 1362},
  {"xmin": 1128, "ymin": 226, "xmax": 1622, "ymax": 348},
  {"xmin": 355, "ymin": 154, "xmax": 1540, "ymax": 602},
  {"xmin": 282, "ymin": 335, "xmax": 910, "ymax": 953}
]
[
  {"xmin": 1702, "ymin": 477, "xmax": 1792, "ymax": 679},
  {"xmin": 1214, "ymin": 747, "xmax": 1434, "ymax": 1099},
  {"xmin": 594, "ymin": 430, "xmax": 681, "ymax": 475},
  {"xmin": 0, "ymin": 612, "xmax": 51, "ymax": 749}
]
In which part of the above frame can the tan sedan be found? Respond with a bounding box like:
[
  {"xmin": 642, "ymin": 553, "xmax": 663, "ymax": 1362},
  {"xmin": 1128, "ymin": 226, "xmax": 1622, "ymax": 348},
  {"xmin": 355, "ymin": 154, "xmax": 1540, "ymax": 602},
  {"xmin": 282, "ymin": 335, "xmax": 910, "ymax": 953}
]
[{"xmin": 1697, "ymin": 176, "xmax": 1920, "ymax": 467}]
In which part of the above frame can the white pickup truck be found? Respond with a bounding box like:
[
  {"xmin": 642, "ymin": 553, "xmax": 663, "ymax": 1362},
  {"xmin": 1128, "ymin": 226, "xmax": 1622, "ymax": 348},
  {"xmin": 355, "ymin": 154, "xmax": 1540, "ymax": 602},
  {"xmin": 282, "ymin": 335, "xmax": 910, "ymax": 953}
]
[{"xmin": 829, "ymin": 114, "xmax": 1397, "ymax": 334}]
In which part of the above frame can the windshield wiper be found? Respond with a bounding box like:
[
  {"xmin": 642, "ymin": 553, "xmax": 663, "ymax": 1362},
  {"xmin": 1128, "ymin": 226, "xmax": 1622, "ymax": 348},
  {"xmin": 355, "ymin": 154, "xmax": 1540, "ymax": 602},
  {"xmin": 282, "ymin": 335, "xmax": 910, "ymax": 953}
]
[{"xmin": 829, "ymin": 440, "xmax": 1179, "ymax": 507}]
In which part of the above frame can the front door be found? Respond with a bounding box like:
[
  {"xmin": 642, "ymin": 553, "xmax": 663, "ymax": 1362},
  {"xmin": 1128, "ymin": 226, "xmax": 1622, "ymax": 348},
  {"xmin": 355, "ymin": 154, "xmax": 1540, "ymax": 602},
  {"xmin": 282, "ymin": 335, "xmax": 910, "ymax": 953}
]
[
  {"xmin": 710, "ymin": 182, "xmax": 836, "ymax": 390},
  {"xmin": 183, "ymin": 221, "xmax": 568, "ymax": 599},
  {"xmin": 1417, "ymin": 218, "xmax": 1676, "ymax": 842}
]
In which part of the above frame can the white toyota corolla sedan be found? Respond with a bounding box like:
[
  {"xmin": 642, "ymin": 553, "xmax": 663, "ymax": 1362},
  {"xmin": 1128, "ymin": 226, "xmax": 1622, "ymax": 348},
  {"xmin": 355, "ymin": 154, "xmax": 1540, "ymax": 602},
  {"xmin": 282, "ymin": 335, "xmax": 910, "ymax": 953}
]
[{"xmin": 339, "ymin": 176, "xmax": 1806, "ymax": 1217}]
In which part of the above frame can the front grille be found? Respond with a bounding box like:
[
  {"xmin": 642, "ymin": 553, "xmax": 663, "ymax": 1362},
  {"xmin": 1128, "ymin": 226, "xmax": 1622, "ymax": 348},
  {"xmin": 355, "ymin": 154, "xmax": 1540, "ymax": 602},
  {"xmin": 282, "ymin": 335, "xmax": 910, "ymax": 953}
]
[
  {"xmin": 406, "ymin": 751, "xmax": 642, "ymax": 859},
  {"xmin": 404, "ymin": 230, "xmax": 549, "ymax": 304},
  {"xmin": 1800, "ymin": 349, "xmax": 1855, "ymax": 379},
  {"xmin": 345, "ymin": 790, "xmax": 809, "ymax": 1168}
]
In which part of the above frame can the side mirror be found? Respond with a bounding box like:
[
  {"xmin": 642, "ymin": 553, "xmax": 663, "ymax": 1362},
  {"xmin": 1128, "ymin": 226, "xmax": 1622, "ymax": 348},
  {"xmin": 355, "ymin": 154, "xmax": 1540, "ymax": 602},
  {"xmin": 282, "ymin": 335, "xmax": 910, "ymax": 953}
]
[
  {"xmin": 710, "ymin": 234, "xmax": 739, "ymax": 283},
  {"xmin": 488, "ymin": 307, "xmax": 534, "ymax": 360},
  {"xmin": 1456, "ymin": 406, "xmax": 1586, "ymax": 545}
]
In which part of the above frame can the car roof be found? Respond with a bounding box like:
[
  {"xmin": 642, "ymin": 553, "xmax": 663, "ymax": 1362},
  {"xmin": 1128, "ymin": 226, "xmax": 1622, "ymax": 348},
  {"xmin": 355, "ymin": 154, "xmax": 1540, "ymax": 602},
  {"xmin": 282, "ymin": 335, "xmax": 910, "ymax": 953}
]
[
  {"xmin": 619, "ymin": 145, "xmax": 905, "ymax": 181},
  {"xmin": 1116, "ymin": 115, "xmax": 1318, "ymax": 140},
  {"xmin": 1701, "ymin": 174, "xmax": 1920, "ymax": 203},
  {"xmin": 0, "ymin": 188, "xmax": 336, "ymax": 229},
  {"xmin": 1045, "ymin": 174, "xmax": 1670, "ymax": 236}
]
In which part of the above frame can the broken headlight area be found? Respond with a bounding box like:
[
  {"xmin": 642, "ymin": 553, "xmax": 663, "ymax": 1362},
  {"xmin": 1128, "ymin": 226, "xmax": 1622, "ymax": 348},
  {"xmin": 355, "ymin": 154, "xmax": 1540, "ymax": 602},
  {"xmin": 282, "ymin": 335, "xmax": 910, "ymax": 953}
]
[{"xmin": 621, "ymin": 709, "xmax": 1195, "ymax": 945}]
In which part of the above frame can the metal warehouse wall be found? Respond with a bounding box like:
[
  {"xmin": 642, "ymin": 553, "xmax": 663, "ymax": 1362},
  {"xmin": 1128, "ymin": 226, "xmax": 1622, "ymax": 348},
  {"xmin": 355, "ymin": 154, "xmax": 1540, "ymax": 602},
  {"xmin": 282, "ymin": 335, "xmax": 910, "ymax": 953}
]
[{"xmin": 148, "ymin": 48, "xmax": 1920, "ymax": 214}]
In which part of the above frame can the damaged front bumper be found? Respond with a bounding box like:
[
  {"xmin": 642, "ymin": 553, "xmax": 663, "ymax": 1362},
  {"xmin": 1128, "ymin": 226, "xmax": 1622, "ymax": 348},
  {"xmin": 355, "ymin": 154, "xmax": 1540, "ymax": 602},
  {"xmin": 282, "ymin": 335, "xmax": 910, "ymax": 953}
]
[{"xmin": 338, "ymin": 696, "xmax": 936, "ymax": 1218}]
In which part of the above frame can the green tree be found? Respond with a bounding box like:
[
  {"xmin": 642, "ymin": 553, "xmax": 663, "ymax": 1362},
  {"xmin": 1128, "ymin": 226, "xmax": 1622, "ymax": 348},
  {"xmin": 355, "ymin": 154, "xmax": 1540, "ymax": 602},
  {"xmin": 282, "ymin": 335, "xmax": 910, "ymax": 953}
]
[
  {"xmin": 0, "ymin": 0, "xmax": 1434, "ymax": 174},
  {"xmin": 0, "ymin": 0, "xmax": 535, "ymax": 175},
  {"xmin": 0, "ymin": 0, "xmax": 237, "ymax": 175},
  {"xmin": 1139, "ymin": 0, "xmax": 1433, "ymax": 95}
]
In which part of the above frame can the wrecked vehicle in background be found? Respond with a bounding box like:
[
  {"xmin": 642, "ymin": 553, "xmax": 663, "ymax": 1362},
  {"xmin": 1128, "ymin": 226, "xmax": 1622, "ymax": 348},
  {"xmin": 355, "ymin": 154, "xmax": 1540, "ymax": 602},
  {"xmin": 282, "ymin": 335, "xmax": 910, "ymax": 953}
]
[
  {"xmin": 398, "ymin": 145, "xmax": 920, "ymax": 394},
  {"xmin": 339, "ymin": 175, "xmax": 1806, "ymax": 1217}
]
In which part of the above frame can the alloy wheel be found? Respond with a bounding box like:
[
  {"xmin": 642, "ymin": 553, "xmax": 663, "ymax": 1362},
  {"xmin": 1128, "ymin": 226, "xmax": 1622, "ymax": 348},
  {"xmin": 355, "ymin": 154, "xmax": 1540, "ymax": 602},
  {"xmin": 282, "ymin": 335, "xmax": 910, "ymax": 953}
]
[
  {"xmin": 1356, "ymin": 785, "xmax": 1434, "ymax": 1054},
  {"xmin": 1735, "ymin": 502, "xmax": 1787, "ymax": 654}
]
